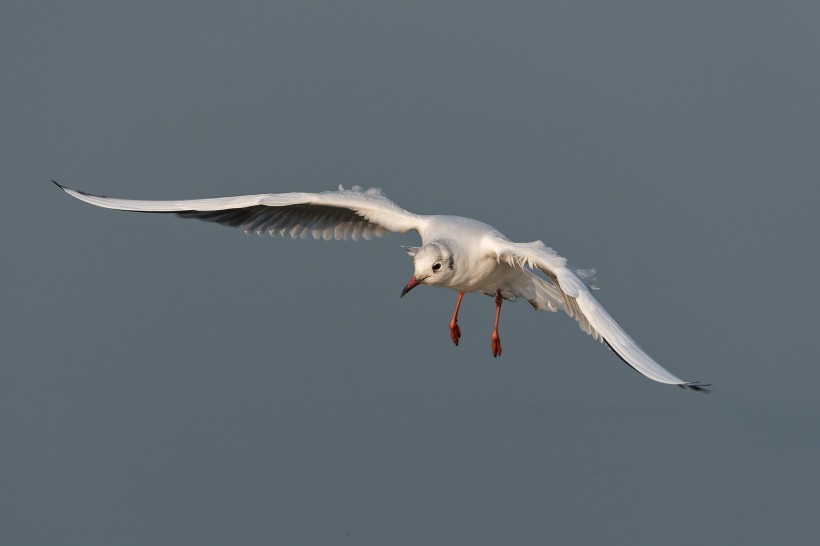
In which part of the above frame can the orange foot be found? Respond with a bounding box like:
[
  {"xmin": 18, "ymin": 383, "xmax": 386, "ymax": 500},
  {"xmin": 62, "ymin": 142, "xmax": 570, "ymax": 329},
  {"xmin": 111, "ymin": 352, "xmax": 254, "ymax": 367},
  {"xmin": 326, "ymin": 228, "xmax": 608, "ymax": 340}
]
[
  {"xmin": 491, "ymin": 330, "xmax": 502, "ymax": 357},
  {"xmin": 449, "ymin": 320, "xmax": 462, "ymax": 346}
]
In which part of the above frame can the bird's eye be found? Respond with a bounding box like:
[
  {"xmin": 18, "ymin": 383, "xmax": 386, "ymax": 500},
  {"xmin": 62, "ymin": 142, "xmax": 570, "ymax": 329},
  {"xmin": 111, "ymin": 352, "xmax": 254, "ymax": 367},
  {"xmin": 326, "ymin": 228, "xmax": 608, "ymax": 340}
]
[{"xmin": 432, "ymin": 262, "xmax": 441, "ymax": 272}]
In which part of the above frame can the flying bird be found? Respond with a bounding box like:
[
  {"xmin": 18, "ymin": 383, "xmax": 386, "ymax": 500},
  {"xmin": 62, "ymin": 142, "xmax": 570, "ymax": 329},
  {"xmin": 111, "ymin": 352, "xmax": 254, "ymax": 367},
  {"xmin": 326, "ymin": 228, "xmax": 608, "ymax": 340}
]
[{"xmin": 54, "ymin": 181, "xmax": 709, "ymax": 391}]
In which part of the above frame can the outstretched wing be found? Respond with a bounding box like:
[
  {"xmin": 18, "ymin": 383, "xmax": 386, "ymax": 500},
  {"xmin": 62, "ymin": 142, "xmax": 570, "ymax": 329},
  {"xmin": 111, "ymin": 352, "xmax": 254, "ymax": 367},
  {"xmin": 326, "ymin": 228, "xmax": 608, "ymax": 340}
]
[
  {"xmin": 485, "ymin": 237, "xmax": 709, "ymax": 391},
  {"xmin": 54, "ymin": 182, "xmax": 427, "ymax": 240}
]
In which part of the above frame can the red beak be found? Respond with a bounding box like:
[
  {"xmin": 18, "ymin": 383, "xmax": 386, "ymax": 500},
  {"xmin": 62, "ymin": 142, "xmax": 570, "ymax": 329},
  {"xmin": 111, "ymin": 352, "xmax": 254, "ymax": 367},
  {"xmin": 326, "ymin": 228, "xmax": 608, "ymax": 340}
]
[{"xmin": 400, "ymin": 276, "xmax": 423, "ymax": 298}]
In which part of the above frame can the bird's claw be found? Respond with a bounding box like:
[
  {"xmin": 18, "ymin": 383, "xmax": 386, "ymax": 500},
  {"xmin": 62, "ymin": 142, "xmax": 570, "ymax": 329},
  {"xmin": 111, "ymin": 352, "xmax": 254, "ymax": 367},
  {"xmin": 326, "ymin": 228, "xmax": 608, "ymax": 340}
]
[
  {"xmin": 449, "ymin": 321, "xmax": 461, "ymax": 346},
  {"xmin": 491, "ymin": 331, "xmax": 502, "ymax": 357}
]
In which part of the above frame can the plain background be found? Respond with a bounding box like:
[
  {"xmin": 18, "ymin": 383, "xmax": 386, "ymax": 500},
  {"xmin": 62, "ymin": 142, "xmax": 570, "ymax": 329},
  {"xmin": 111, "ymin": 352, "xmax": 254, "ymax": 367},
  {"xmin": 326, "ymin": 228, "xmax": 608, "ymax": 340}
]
[{"xmin": 3, "ymin": 2, "xmax": 819, "ymax": 544}]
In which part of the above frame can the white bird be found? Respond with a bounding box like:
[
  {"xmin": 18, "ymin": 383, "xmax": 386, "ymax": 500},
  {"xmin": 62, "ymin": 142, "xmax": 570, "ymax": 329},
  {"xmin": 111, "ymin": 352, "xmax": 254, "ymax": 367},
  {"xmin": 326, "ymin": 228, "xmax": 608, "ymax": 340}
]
[{"xmin": 54, "ymin": 181, "xmax": 709, "ymax": 391}]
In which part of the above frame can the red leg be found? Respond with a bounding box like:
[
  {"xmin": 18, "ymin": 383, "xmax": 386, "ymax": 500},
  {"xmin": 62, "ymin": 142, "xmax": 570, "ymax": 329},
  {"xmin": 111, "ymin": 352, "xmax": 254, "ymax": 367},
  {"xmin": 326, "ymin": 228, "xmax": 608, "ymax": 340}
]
[
  {"xmin": 491, "ymin": 290, "xmax": 503, "ymax": 357},
  {"xmin": 449, "ymin": 291, "xmax": 464, "ymax": 346}
]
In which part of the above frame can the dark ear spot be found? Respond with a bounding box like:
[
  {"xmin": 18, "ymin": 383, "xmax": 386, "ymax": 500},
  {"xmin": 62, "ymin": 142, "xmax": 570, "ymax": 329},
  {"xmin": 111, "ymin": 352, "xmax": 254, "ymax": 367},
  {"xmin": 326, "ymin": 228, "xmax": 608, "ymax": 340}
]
[
  {"xmin": 448, "ymin": 256, "xmax": 455, "ymax": 270},
  {"xmin": 404, "ymin": 246, "xmax": 420, "ymax": 257}
]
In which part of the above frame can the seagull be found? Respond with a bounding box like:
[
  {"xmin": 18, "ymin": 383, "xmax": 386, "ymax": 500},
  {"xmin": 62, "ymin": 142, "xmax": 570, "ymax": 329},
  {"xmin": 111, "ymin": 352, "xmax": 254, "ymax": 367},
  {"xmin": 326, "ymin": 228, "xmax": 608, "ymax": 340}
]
[{"xmin": 54, "ymin": 181, "xmax": 709, "ymax": 391}]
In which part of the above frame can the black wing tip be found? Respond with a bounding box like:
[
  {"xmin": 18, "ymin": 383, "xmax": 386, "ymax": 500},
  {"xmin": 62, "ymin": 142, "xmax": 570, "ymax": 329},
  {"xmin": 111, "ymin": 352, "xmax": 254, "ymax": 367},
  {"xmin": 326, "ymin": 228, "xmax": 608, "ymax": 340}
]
[
  {"xmin": 679, "ymin": 382, "xmax": 712, "ymax": 394},
  {"xmin": 52, "ymin": 180, "xmax": 91, "ymax": 196},
  {"xmin": 52, "ymin": 181, "xmax": 109, "ymax": 199}
]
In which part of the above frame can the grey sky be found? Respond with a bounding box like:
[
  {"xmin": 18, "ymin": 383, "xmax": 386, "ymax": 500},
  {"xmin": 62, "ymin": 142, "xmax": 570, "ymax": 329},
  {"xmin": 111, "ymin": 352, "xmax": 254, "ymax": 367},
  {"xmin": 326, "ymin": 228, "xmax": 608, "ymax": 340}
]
[{"xmin": 3, "ymin": 1, "xmax": 820, "ymax": 544}]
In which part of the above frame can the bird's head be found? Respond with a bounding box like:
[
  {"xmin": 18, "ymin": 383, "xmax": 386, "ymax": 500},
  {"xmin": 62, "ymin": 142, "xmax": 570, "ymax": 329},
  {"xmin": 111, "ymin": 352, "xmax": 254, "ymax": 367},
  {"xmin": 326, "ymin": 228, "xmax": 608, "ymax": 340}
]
[{"xmin": 400, "ymin": 241, "xmax": 454, "ymax": 297}]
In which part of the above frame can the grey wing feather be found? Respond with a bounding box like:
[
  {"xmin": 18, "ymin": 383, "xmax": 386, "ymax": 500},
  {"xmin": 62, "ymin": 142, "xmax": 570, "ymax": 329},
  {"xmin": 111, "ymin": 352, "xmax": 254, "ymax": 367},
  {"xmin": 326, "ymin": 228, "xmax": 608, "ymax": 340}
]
[{"xmin": 177, "ymin": 203, "xmax": 389, "ymax": 240}]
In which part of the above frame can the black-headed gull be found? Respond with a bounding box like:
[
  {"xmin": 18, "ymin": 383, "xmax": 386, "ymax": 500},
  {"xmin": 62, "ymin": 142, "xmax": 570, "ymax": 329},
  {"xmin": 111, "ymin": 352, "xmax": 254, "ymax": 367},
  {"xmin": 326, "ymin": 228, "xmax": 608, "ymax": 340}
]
[{"xmin": 55, "ymin": 182, "xmax": 709, "ymax": 391}]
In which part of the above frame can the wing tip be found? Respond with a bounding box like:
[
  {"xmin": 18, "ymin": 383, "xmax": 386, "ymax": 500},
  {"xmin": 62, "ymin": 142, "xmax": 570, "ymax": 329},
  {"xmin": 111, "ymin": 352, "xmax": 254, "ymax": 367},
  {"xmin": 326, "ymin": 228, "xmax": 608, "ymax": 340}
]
[
  {"xmin": 678, "ymin": 382, "xmax": 712, "ymax": 394},
  {"xmin": 53, "ymin": 180, "xmax": 96, "ymax": 198},
  {"xmin": 603, "ymin": 337, "xmax": 711, "ymax": 393}
]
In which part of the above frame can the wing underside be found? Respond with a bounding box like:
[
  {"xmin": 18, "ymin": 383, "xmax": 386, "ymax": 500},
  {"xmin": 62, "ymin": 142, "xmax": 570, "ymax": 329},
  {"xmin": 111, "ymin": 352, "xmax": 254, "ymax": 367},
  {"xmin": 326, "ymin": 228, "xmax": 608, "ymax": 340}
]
[{"xmin": 177, "ymin": 204, "xmax": 389, "ymax": 240}]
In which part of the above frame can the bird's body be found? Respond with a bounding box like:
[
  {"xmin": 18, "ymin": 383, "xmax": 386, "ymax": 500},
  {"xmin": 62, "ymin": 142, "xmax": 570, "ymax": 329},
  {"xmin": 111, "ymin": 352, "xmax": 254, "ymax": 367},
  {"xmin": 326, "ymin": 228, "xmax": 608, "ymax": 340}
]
[
  {"xmin": 421, "ymin": 216, "xmax": 511, "ymax": 294},
  {"xmin": 415, "ymin": 216, "xmax": 565, "ymax": 312},
  {"xmin": 55, "ymin": 182, "xmax": 709, "ymax": 391}
]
